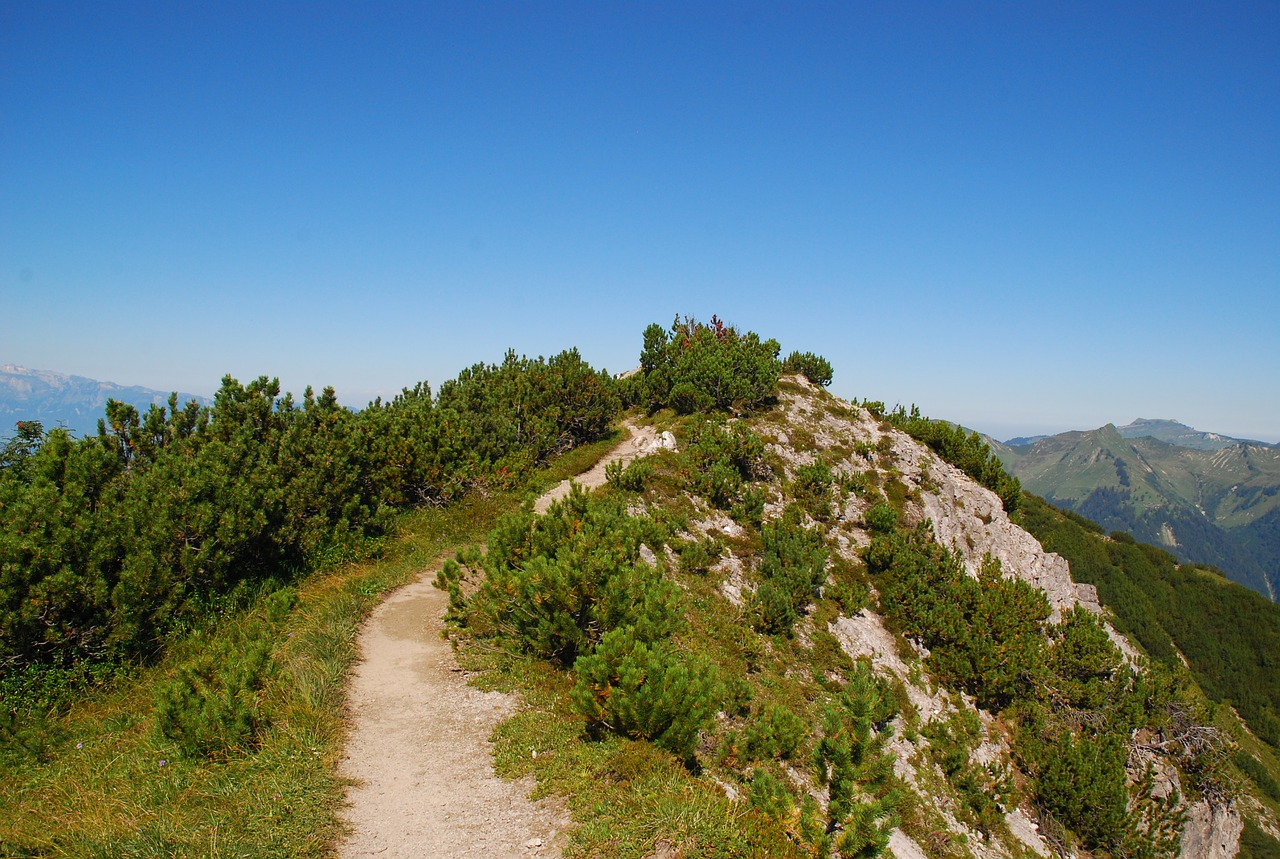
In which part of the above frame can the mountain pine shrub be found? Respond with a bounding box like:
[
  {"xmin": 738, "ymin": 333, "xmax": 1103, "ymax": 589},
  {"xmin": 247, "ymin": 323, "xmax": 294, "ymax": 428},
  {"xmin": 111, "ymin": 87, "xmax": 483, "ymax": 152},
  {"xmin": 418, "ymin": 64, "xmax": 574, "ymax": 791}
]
[
  {"xmin": 751, "ymin": 510, "xmax": 829, "ymax": 636},
  {"xmin": 813, "ymin": 662, "xmax": 900, "ymax": 859},
  {"xmin": 781, "ymin": 351, "xmax": 834, "ymax": 387},
  {"xmin": 741, "ymin": 702, "xmax": 807, "ymax": 761},
  {"xmin": 793, "ymin": 462, "xmax": 834, "ymax": 521},
  {"xmin": 570, "ymin": 626, "xmax": 722, "ymax": 760},
  {"xmin": 678, "ymin": 418, "xmax": 770, "ymax": 519},
  {"xmin": 441, "ymin": 487, "xmax": 678, "ymax": 665},
  {"xmin": 637, "ymin": 315, "xmax": 781, "ymax": 413},
  {"xmin": 863, "ymin": 502, "xmax": 898, "ymax": 534},
  {"xmin": 604, "ymin": 457, "xmax": 652, "ymax": 492},
  {"xmin": 675, "ymin": 536, "xmax": 722, "ymax": 575},
  {"xmin": 154, "ymin": 588, "xmax": 294, "ymax": 757},
  {"xmin": 747, "ymin": 767, "xmax": 796, "ymax": 819}
]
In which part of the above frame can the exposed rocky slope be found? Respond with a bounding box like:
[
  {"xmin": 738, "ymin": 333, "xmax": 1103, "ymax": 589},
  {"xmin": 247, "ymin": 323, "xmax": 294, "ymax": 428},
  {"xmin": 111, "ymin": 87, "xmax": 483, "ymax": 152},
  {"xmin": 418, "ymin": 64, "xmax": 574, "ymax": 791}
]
[{"xmin": 711, "ymin": 378, "xmax": 1243, "ymax": 858}]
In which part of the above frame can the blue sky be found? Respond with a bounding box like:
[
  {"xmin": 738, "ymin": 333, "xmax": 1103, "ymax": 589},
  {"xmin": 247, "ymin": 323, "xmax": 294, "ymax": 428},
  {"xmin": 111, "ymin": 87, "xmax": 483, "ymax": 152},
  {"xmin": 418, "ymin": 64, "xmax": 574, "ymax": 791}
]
[{"xmin": 2, "ymin": 2, "xmax": 1277, "ymax": 441}]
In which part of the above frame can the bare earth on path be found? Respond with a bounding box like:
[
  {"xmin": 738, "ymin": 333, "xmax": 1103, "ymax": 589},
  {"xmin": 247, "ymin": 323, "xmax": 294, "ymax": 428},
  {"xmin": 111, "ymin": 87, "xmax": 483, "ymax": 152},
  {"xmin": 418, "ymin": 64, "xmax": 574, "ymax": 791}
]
[{"xmin": 338, "ymin": 421, "xmax": 658, "ymax": 858}]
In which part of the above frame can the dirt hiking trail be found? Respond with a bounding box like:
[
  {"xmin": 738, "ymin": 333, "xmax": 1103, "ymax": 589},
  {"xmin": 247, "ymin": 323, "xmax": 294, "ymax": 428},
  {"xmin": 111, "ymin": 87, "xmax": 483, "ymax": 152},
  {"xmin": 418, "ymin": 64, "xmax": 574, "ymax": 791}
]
[{"xmin": 338, "ymin": 422, "xmax": 660, "ymax": 858}]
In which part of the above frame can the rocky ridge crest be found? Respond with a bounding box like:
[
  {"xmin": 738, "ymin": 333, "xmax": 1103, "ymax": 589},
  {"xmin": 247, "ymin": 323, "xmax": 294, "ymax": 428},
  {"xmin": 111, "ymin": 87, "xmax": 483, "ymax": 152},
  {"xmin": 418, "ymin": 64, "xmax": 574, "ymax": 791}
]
[{"xmin": 728, "ymin": 376, "xmax": 1243, "ymax": 859}]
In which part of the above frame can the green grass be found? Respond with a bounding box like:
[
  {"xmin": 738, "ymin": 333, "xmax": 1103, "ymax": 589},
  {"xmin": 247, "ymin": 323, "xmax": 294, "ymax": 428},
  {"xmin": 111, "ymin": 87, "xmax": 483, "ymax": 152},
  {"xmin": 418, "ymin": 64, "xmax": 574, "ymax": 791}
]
[
  {"xmin": 0, "ymin": 431, "xmax": 628, "ymax": 858},
  {"xmin": 472, "ymin": 649, "xmax": 804, "ymax": 859},
  {"xmin": 440, "ymin": 398, "xmax": 916, "ymax": 857}
]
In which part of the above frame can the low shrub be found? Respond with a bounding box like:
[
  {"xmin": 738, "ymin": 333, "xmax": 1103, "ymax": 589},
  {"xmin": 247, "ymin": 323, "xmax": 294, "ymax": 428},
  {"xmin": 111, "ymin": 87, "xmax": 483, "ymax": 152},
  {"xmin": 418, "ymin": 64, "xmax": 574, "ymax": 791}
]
[
  {"xmin": 677, "ymin": 537, "xmax": 722, "ymax": 575},
  {"xmin": 605, "ymin": 457, "xmax": 652, "ymax": 492},
  {"xmin": 571, "ymin": 626, "xmax": 722, "ymax": 760},
  {"xmin": 864, "ymin": 503, "xmax": 898, "ymax": 534},
  {"xmin": 748, "ymin": 768, "xmax": 796, "ymax": 819},
  {"xmin": 153, "ymin": 588, "xmax": 295, "ymax": 758},
  {"xmin": 440, "ymin": 487, "xmax": 678, "ymax": 665},
  {"xmin": 751, "ymin": 511, "xmax": 829, "ymax": 636},
  {"xmin": 679, "ymin": 418, "xmax": 769, "ymax": 515},
  {"xmin": 793, "ymin": 462, "xmax": 834, "ymax": 521},
  {"xmin": 781, "ymin": 351, "xmax": 834, "ymax": 387},
  {"xmin": 742, "ymin": 702, "xmax": 807, "ymax": 760}
]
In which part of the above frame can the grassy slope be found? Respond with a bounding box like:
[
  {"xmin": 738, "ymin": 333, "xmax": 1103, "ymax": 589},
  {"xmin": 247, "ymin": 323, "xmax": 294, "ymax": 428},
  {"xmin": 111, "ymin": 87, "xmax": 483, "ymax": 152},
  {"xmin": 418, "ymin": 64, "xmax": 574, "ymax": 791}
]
[
  {"xmin": 0, "ymin": 432, "xmax": 622, "ymax": 859},
  {"xmin": 443, "ymin": 389, "xmax": 1051, "ymax": 858}
]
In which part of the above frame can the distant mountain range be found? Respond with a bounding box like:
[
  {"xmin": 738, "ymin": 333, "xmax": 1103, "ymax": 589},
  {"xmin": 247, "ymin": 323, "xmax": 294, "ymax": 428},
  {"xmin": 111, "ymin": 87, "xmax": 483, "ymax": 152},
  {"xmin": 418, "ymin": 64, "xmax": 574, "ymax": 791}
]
[
  {"xmin": 0, "ymin": 364, "xmax": 207, "ymax": 438},
  {"xmin": 1005, "ymin": 418, "xmax": 1277, "ymax": 451},
  {"xmin": 991, "ymin": 419, "xmax": 1280, "ymax": 600}
]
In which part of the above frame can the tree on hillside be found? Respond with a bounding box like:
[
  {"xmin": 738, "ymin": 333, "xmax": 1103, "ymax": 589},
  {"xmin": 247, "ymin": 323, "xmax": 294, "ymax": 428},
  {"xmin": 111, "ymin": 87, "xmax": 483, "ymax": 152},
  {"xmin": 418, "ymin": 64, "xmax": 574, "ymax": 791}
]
[{"xmin": 636, "ymin": 315, "xmax": 782, "ymax": 413}]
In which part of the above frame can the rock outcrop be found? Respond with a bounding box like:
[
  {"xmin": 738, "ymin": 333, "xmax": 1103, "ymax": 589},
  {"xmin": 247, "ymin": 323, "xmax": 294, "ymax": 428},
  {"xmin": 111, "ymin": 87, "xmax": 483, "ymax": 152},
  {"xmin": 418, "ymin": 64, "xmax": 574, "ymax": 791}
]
[
  {"xmin": 765, "ymin": 377, "xmax": 1244, "ymax": 858},
  {"xmin": 1180, "ymin": 801, "xmax": 1243, "ymax": 859}
]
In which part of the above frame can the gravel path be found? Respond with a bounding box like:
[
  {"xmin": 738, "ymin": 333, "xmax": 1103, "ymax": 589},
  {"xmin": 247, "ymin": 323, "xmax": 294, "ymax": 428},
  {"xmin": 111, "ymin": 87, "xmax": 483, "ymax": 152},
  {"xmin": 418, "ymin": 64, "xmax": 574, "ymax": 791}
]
[{"xmin": 338, "ymin": 422, "xmax": 655, "ymax": 858}]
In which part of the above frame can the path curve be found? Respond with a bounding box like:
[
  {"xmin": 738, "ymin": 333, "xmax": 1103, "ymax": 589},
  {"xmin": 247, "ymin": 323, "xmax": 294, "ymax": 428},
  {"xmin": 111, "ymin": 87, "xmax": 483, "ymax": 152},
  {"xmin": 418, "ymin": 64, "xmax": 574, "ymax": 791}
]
[{"xmin": 338, "ymin": 420, "xmax": 656, "ymax": 858}]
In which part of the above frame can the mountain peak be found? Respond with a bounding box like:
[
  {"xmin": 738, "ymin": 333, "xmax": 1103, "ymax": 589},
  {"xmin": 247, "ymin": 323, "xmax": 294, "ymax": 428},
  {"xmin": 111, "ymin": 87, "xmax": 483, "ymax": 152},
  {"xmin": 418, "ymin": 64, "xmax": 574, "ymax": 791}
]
[
  {"xmin": 1116, "ymin": 418, "xmax": 1258, "ymax": 451},
  {"xmin": 0, "ymin": 364, "xmax": 206, "ymax": 437}
]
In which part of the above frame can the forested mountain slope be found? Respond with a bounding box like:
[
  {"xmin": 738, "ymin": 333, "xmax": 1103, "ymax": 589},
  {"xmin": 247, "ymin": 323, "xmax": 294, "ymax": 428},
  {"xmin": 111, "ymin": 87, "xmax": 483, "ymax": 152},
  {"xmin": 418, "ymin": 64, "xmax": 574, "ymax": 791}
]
[{"xmin": 992, "ymin": 424, "xmax": 1280, "ymax": 599}]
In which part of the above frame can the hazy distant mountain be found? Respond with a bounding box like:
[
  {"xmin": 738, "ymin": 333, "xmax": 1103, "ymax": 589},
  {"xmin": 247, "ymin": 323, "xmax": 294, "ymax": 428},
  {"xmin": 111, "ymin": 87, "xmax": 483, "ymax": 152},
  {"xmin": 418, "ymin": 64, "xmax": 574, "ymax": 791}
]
[
  {"xmin": 1003, "ymin": 434, "xmax": 1050, "ymax": 447},
  {"xmin": 992, "ymin": 420, "xmax": 1280, "ymax": 599},
  {"xmin": 1114, "ymin": 417, "xmax": 1275, "ymax": 451},
  {"xmin": 0, "ymin": 364, "xmax": 207, "ymax": 438}
]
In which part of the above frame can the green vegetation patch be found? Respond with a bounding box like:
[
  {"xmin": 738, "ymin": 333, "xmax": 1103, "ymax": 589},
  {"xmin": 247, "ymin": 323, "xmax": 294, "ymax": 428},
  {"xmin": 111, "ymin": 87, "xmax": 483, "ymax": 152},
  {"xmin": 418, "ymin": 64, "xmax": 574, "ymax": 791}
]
[
  {"xmin": 628, "ymin": 315, "xmax": 784, "ymax": 414},
  {"xmin": 0, "ymin": 491, "xmax": 515, "ymax": 858}
]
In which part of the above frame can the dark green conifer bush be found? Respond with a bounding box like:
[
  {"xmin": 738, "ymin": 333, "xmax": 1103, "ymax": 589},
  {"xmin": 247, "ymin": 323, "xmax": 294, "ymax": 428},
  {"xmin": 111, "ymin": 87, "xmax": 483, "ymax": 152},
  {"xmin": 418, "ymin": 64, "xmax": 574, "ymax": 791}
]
[
  {"xmin": 0, "ymin": 346, "xmax": 622, "ymax": 680},
  {"xmin": 441, "ymin": 486, "xmax": 676, "ymax": 665},
  {"xmin": 781, "ymin": 351, "xmax": 834, "ymax": 387},
  {"xmin": 678, "ymin": 418, "xmax": 770, "ymax": 518},
  {"xmin": 675, "ymin": 536, "xmax": 722, "ymax": 575},
  {"xmin": 751, "ymin": 509, "xmax": 829, "ymax": 636},
  {"xmin": 637, "ymin": 315, "xmax": 781, "ymax": 413},
  {"xmin": 793, "ymin": 462, "xmax": 834, "ymax": 521},
  {"xmin": 863, "ymin": 502, "xmax": 898, "ymax": 534},
  {"xmin": 747, "ymin": 768, "xmax": 796, "ymax": 819},
  {"xmin": 741, "ymin": 702, "xmax": 807, "ymax": 761},
  {"xmin": 1027, "ymin": 727, "xmax": 1130, "ymax": 848},
  {"xmin": 813, "ymin": 663, "xmax": 900, "ymax": 859},
  {"xmin": 153, "ymin": 588, "xmax": 294, "ymax": 757},
  {"xmin": 1047, "ymin": 605, "xmax": 1126, "ymax": 710},
  {"xmin": 605, "ymin": 457, "xmax": 652, "ymax": 492},
  {"xmin": 866, "ymin": 527, "xmax": 1049, "ymax": 710},
  {"xmin": 569, "ymin": 626, "xmax": 722, "ymax": 760}
]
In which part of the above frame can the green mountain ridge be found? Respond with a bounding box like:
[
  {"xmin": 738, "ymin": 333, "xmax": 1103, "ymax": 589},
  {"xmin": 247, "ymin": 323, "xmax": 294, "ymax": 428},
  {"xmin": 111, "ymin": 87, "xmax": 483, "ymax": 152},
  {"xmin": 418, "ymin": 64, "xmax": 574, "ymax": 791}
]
[
  {"xmin": 1115, "ymin": 418, "xmax": 1276, "ymax": 451},
  {"xmin": 5, "ymin": 323, "xmax": 1280, "ymax": 857},
  {"xmin": 991, "ymin": 422, "xmax": 1280, "ymax": 599}
]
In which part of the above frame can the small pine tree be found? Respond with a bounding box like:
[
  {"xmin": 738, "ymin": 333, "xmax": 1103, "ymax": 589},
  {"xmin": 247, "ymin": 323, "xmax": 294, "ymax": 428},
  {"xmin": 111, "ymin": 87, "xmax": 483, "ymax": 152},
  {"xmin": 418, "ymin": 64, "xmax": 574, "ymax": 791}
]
[
  {"xmin": 570, "ymin": 626, "xmax": 722, "ymax": 760},
  {"xmin": 813, "ymin": 663, "xmax": 899, "ymax": 858}
]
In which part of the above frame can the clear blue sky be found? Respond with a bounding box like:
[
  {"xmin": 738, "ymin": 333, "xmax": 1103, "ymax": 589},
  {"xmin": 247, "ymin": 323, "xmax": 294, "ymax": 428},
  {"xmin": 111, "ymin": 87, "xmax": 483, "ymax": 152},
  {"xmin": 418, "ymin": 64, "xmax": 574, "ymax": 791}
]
[{"xmin": 3, "ymin": 2, "xmax": 1277, "ymax": 441}]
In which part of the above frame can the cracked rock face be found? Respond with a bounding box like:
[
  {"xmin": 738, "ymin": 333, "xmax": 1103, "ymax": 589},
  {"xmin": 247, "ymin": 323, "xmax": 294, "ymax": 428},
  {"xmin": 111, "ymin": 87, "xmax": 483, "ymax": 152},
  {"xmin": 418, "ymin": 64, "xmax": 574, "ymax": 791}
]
[
  {"xmin": 1179, "ymin": 801, "xmax": 1243, "ymax": 859},
  {"xmin": 911, "ymin": 449, "xmax": 1079, "ymax": 621}
]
